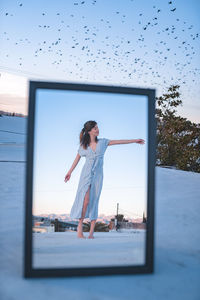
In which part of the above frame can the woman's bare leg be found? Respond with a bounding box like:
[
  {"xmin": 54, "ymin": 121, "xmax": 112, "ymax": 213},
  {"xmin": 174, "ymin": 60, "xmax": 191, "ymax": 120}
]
[
  {"xmin": 77, "ymin": 185, "xmax": 91, "ymax": 238},
  {"xmin": 77, "ymin": 219, "xmax": 85, "ymax": 238},
  {"xmin": 88, "ymin": 219, "xmax": 96, "ymax": 239}
]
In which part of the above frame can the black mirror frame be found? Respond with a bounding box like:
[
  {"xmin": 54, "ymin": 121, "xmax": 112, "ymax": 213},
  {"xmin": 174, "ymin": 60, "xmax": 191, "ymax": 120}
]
[{"xmin": 24, "ymin": 80, "xmax": 156, "ymax": 278}]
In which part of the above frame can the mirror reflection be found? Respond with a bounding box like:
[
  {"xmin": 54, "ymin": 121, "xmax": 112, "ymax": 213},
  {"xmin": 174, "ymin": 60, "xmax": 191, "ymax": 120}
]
[{"xmin": 32, "ymin": 89, "xmax": 148, "ymax": 268}]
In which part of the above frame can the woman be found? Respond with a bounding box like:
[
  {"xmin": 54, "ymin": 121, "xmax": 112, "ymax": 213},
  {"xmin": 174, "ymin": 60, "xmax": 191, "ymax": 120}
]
[{"xmin": 64, "ymin": 120, "xmax": 145, "ymax": 239}]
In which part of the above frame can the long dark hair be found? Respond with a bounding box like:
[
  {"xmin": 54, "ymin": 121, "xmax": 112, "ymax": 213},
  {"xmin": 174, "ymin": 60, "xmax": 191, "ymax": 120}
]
[{"xmin": 79, "ymin": 120, "xmax": 98, "ymax": 149}]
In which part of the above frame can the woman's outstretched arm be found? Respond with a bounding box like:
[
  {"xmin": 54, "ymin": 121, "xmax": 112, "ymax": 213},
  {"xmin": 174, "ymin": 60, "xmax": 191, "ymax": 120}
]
[
  {"xmin": 64, "ymin": 153, "xmax": 81, "ymax": 182},
  {"xmin": 108, "ymin": 139, "xmax": 145, "ymax": 146}
]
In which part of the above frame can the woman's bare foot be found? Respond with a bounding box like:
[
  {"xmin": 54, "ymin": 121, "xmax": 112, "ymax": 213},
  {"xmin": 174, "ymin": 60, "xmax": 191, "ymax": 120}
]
[
  {"xmin": 88, "ymin": 234, "xmax": 94, "ymax": 239},
  {"xmin": 88, "ymin": 220, "xmax": 96, "ymax": 239},
  {"xmin": 77, "ymin": 223, "xmax": 86, "ymax": 239},
  {"xmin": 77, "ymin": 228, "xmax": 86, "ymax": 238},
  {"xmin": 77, "ymin": 233, "xmax": 86, "ymax": 239}
]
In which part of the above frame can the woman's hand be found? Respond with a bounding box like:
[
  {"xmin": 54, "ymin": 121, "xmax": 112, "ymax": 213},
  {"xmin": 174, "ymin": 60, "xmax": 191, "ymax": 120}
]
[
  {"xmin": 135, "ymin": 139, "xmax": 145, "ymax": 144},
  {"xmin": 64, "ymin": 171, "xmax": 72, "ymax": 182}
]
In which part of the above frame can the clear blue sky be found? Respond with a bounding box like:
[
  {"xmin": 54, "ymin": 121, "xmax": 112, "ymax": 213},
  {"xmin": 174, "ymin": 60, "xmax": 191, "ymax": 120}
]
[
  {"xmin": 32, "ymin": 88, "xmax": 148, "ymax": 218},
  {"xmin": 0, "ymin": 0, "xmax": 200, "ymax": 122}
]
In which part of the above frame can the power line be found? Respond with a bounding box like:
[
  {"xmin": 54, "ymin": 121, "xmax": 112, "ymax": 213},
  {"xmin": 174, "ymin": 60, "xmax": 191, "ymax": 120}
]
[
  {"xmin": 0, "ymin": 160, "xmax": 26, "ymax": 163},
  {"xmin": 0, "ymin": 65, "xmax": 53, "ymax": 79},
  {"xmin": 0, "ymin": 129, "xmax": 26, "ymax": 135}
]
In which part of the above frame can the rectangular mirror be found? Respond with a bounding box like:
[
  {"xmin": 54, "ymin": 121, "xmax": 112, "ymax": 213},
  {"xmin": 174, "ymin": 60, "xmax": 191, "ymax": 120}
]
[{"xmin": 24, "ymin": 81, "xmax": 156, "ymax": 278}]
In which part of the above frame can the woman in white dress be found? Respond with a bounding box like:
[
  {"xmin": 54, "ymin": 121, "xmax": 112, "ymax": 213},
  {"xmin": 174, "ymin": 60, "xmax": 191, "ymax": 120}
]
[{"xmin": 64, "ymin": 120, "xmax": 145, "ymax": 239}]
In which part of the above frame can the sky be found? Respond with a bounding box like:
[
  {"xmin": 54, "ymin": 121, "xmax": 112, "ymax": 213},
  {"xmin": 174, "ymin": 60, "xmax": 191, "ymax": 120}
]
[
  {"xmin": 0, "ymin": 0, "xmax": 200, "ymax": 122},
  {"xmin": 32, "ymin": 88, "xmax": 148, "ymax": 218}
]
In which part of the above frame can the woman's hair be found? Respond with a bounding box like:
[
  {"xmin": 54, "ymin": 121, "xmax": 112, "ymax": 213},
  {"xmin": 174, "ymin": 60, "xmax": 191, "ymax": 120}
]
[{"xmin": 79, "ymin": 120, "xmax": 98, "ymax": 149}]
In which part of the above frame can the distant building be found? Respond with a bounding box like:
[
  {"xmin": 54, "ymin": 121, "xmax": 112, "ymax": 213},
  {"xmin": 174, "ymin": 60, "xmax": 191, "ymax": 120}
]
[
  {"xmin": 33, "ymin": 221, "xmax": 54, "ymax": 233},
  {"xmin": 109, "ymin": 219, "xmax": 146, "ymax": 230}
]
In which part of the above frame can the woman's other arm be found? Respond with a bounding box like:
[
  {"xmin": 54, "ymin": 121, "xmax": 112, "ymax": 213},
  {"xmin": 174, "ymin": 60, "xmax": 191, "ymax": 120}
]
[
  {"xmin": 108, "ymin": 139, "xmax": 145, "ymax": 146},
  {"xmin": 64, "ymin": 153, "xmax": 81, "ymax": 182}
]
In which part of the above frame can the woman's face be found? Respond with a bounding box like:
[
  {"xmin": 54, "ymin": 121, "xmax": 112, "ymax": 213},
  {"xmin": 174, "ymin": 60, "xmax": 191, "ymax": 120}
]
[{"xmin": 89, "ymin": 124, "xmax": 99, "ymax": 136}]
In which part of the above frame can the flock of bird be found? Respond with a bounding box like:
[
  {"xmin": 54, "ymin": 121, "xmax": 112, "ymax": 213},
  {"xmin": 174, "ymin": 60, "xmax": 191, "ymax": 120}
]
[{"xmin": 2, "ymin": 0, "xmax": 200, "ymax": 90}]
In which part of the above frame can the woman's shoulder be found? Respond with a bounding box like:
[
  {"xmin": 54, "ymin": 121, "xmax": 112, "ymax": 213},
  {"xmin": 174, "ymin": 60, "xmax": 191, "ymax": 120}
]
[
  {"xmin": 101, "ymin": 138, "xmax": 110, "ymax": 148},
  {"xmin": 98, "ymin": 138, "xmax": 106, "ymax": 144},
  {"xmin": 78, "ymin": 143, "xmax": 87, "ymax": 156},
  {"xmin": 98, "ymin": 138, "xmax": 110, "ymax": 148},
  {"xmin": 99, "ymin": 137, "xmax": 110, "ymax": 142},
  {"xmin": 79, "ymin": 143, "xmax": 87, "ymax": 150}
]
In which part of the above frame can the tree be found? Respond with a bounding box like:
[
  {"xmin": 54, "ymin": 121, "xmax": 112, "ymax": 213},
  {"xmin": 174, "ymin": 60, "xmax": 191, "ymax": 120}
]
[{"xmin": 156, "ymin": 85, "xmax": 200, "ymax": 172}]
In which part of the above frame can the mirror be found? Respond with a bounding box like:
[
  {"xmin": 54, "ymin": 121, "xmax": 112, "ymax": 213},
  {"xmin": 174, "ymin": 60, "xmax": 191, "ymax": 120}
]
[{"xmin": 24, "ymin": 81, "xmax": 156, "ymax": 277}]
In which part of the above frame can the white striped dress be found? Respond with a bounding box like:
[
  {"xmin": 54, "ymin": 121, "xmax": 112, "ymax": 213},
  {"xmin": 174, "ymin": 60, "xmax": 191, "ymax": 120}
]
[{"xmin": 70, "ymin": 138, "xmax": 110, "ymax": 220}]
